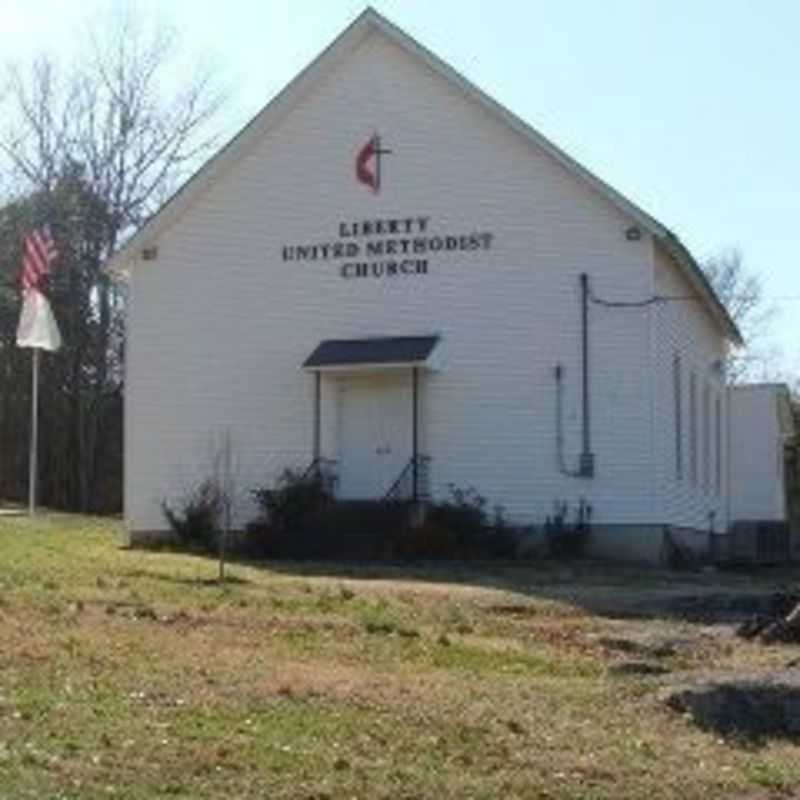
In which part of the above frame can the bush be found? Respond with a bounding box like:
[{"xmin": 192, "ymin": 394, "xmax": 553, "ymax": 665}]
[
  {"xmin": 246, "ymin": 474, "xmax": 523, "ymax": 562},
  {"xmin": 161, "ymin": 479, "xmax": 223, "ymax": 552},
  {"xmin": 484, "ymin": 505, "xmax": 519, "ymax": 559},
  {"xmin": 402, "ymin": 485, "xmax": 519, "ymax": 560},
  {"xmin": 253, "ymin": 468, "xmax": 335, "ymax": 531},
  {"xmin": 392, "ymin": 520, "xmax": 459, "ymax": 560},
  {"xmin": 247, "ymin": 468, "xmax": 336, "ymax": 557},
  {"xmin": 426, "ymin": 485, "xmax": 488, "ymax": 554},
  {"xmin": 249, "ymin": 497, "xmax": 411, "ymax": 560},
  {"xmin": 545, "ymin": 500, "xmax": 590, "ymax": 558},
  {"xmin": 298, "ymin": 502, "xmax": 405, "ymax": 559}
]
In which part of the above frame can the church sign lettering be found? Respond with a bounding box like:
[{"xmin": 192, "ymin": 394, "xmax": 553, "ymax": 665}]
[{"xmin": 281, "ymin": 215, "xmax": 493, "ymax": 279}]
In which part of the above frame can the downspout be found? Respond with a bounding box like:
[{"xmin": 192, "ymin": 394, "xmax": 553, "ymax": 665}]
[
  {"xmin": 313, "ymin": 371, "xmax": 321, "ymax": 465},
  {"xmin": 579, "ymin": 274, "xmax": 595, "ymax": 477},
  {"xmin": 555, "ymin": 365, "xmax": 581, "ymax": 477},
  {"xmin": 554, "ymin": 274, "xmax": 595, "ymax": 479},
  {"xmin": 725, "ymin": 384, "xmax": 732, "ymax": 533},
  {"xmin": 412, "ymin": 366, "xmax": 419, "ymax": 502}
]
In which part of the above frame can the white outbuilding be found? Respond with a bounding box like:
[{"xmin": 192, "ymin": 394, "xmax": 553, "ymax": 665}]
[
  {"xmin": 729, "ymin": 383, "xmax": 795, "ymax": 523},
  {"xmin": 724, "ymin": 384, "xmax": 796, "ymax": 564},
  {"xmin": 109, "ymin": 9, "xmax": 750, "ymax": 562}
]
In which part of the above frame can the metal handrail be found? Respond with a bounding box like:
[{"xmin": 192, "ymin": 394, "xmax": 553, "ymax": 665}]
[
  {"xmin": 302, "ymin": 457, "xmax": 338, "ymax": 482},
  {"xmin": 383, "ymin": 455, "xmax": 431, "ymax": 503}
]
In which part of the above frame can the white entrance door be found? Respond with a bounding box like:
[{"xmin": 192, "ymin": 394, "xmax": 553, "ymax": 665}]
[{"xmin": 336, "ymin": 372, "xmax": 413, "ymax": 499}]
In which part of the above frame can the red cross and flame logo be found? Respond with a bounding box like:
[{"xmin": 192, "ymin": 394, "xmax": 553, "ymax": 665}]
[{"xmin": 356, "ymin": 134, "xmax": 392, "ymax": 193}]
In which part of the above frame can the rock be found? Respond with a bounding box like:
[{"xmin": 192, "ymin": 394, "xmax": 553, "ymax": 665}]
[
  {"xmin": 663, "ymin": 671, "xmax": 800, "ymax": 741},
  {"xmin": 737, "ymin": 595, "xmax": 800, "ymax": 644}
]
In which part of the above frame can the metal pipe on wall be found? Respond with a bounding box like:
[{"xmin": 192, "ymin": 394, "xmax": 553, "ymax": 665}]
[
  {"xmin": 412, "ymin": 366, "xmax": 419, "ymax": 501},
  {"xmin": 313, "ymin": 371, "xmax": 321, "ymax": 463},
  {"xmin": 579, "ymin": 273, "xmax": 595, "ymax": 477}
]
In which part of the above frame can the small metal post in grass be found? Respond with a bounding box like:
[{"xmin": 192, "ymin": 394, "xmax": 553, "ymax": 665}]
[{"xmin": 217, "ymin": 428, "xmax": 236, "ymax": 584}]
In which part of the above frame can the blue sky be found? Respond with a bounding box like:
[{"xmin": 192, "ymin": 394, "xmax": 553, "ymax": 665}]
[{"xmin": 2, "ymin": 0, "xmax": 798, "ymax": 377}]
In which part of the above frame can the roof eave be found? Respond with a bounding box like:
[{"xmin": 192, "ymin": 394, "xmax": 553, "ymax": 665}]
[
  {"xmin": 656, "ymin": 232, "xmax": 744, "ymax": 347},
  {"xmin": 104, "ymin": 7, "xmax": 383, "ymax": 279},
  {"xmin": 104, "ymin": 7, "xmax": 745, "ymax": 350}
]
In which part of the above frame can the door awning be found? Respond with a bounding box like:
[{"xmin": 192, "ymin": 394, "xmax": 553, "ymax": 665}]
[{"xmin": 303, "ymin": 336, "xmax": 439, "ymax": 371}]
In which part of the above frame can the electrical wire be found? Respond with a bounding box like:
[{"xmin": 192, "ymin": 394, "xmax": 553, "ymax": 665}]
[
  {"xmin": 590, "ymin": 288, "xmax": 800, "ymax": 308},
  {"xmin": 588, "ymin": 288, "xmax": 698, "ymax": 308}
]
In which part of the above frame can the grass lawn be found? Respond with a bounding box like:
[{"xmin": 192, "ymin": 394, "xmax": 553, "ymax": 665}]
[{"xmin": 0, "ymin": 514, "xmax": 798, "ymax": 799}]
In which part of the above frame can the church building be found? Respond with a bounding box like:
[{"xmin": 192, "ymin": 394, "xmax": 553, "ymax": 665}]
[{"xmin": 109, "ymin": 9, "xmax": 745, "ymax": 562}]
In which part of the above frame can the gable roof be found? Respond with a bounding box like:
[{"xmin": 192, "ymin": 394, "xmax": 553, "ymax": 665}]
[{"xmin": 106, "ymin": 7, "xmax": 742, "ymax": 345}]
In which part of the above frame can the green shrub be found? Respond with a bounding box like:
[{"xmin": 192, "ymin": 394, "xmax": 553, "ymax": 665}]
[
  {"xmin": 401, "ymin": 485, "xmax": 519, "ymax": 560},
  {"xmin": 247, "ymin": 468, "xmax": 336, "ymax": 557},
  {"xmin": 246, "ymin": 474, "xmax": 522, "ymax": 561},
  {"xmin": 253, "ymin": 468, "xmax": 335, "ymax": 530},
  {"xmin": 161, "ymin": 479, "xmax": 223, "ymax": 552},
  {"xmin": 426, "ymin": 485, "xmax": 488, "ymax": 554},
  {"xmin": 427, "ymin": 485, "xmax": 518, "ymax": 558}
]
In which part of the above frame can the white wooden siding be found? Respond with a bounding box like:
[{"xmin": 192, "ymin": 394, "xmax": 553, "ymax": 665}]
[
  {"xmin": 651, "ymin": 247, "xmax": 729, "ymax": 532},
  {"xmin": 125, "ymin": 31, "xmax": 728, "ymax": 535}
]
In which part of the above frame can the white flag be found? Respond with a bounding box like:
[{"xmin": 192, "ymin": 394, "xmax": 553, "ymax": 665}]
[{"xmin": 16, "ymin": 289, "xmax": 62, "ymax": 352}]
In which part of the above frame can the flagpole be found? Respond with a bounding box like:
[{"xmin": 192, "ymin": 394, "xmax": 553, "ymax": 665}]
[
  {"xmin": 28, "ymin": 348, "xmax": 39, "ymax": 516},
  {"xmin": 17, "ymin": 225, "xmax": 61, "ymax": 516}
]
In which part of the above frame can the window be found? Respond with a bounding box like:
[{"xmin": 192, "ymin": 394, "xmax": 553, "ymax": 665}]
[
  {"xmin": 703, "ymin": 384, "xmax": 711, "ymax": 492},
  {"xmin": 715, "ymin": 392, "xmax": 722, "ymax": 495},
  {"xmin": 689, "ymin": 372, "xmax": 698, "ymax": 487},
  {"xmin": 673, "ymin": 354, "xmax": 683, "ymax": 480}
]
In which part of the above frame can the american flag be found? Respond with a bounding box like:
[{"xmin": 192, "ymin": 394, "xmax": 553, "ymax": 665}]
[{"xmin": 20, "ymin": 225, "xmax": 58, "ymax": 292}]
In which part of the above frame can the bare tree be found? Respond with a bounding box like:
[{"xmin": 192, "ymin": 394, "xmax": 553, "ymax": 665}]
[
  {"xmin": 0, "ymin": 9, "xmax": 227, "ymax": 512},
  {"xmin": 703, "ymin": 248, "xmax": 779, "ymax": 384},
  {"xmin": 211, "ymin": 428, "xmax": 241, "ymax": 583},
  {"xmin": 160, "ymin": 428, "xmax": 242, "ymax": 582},
  {"xmin": 1, "ymin": 10, "xmax": 226, "ymax": 238}
]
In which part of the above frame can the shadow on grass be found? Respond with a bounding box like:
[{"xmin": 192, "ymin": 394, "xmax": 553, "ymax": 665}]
[
  {"xmin": 266, "ymin": 559, "xmax": 798, "ymax": 615},
  {"xmin": 665, "ymin": 680, "xmax": 800, "ymax": 744},
  {"xmin": 119, "ymin": 567, "xmax": 252, "ymax": 588},
  {"xmin": 125, "ymin": 544, "xmax": 799, "ymax": 627}
]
